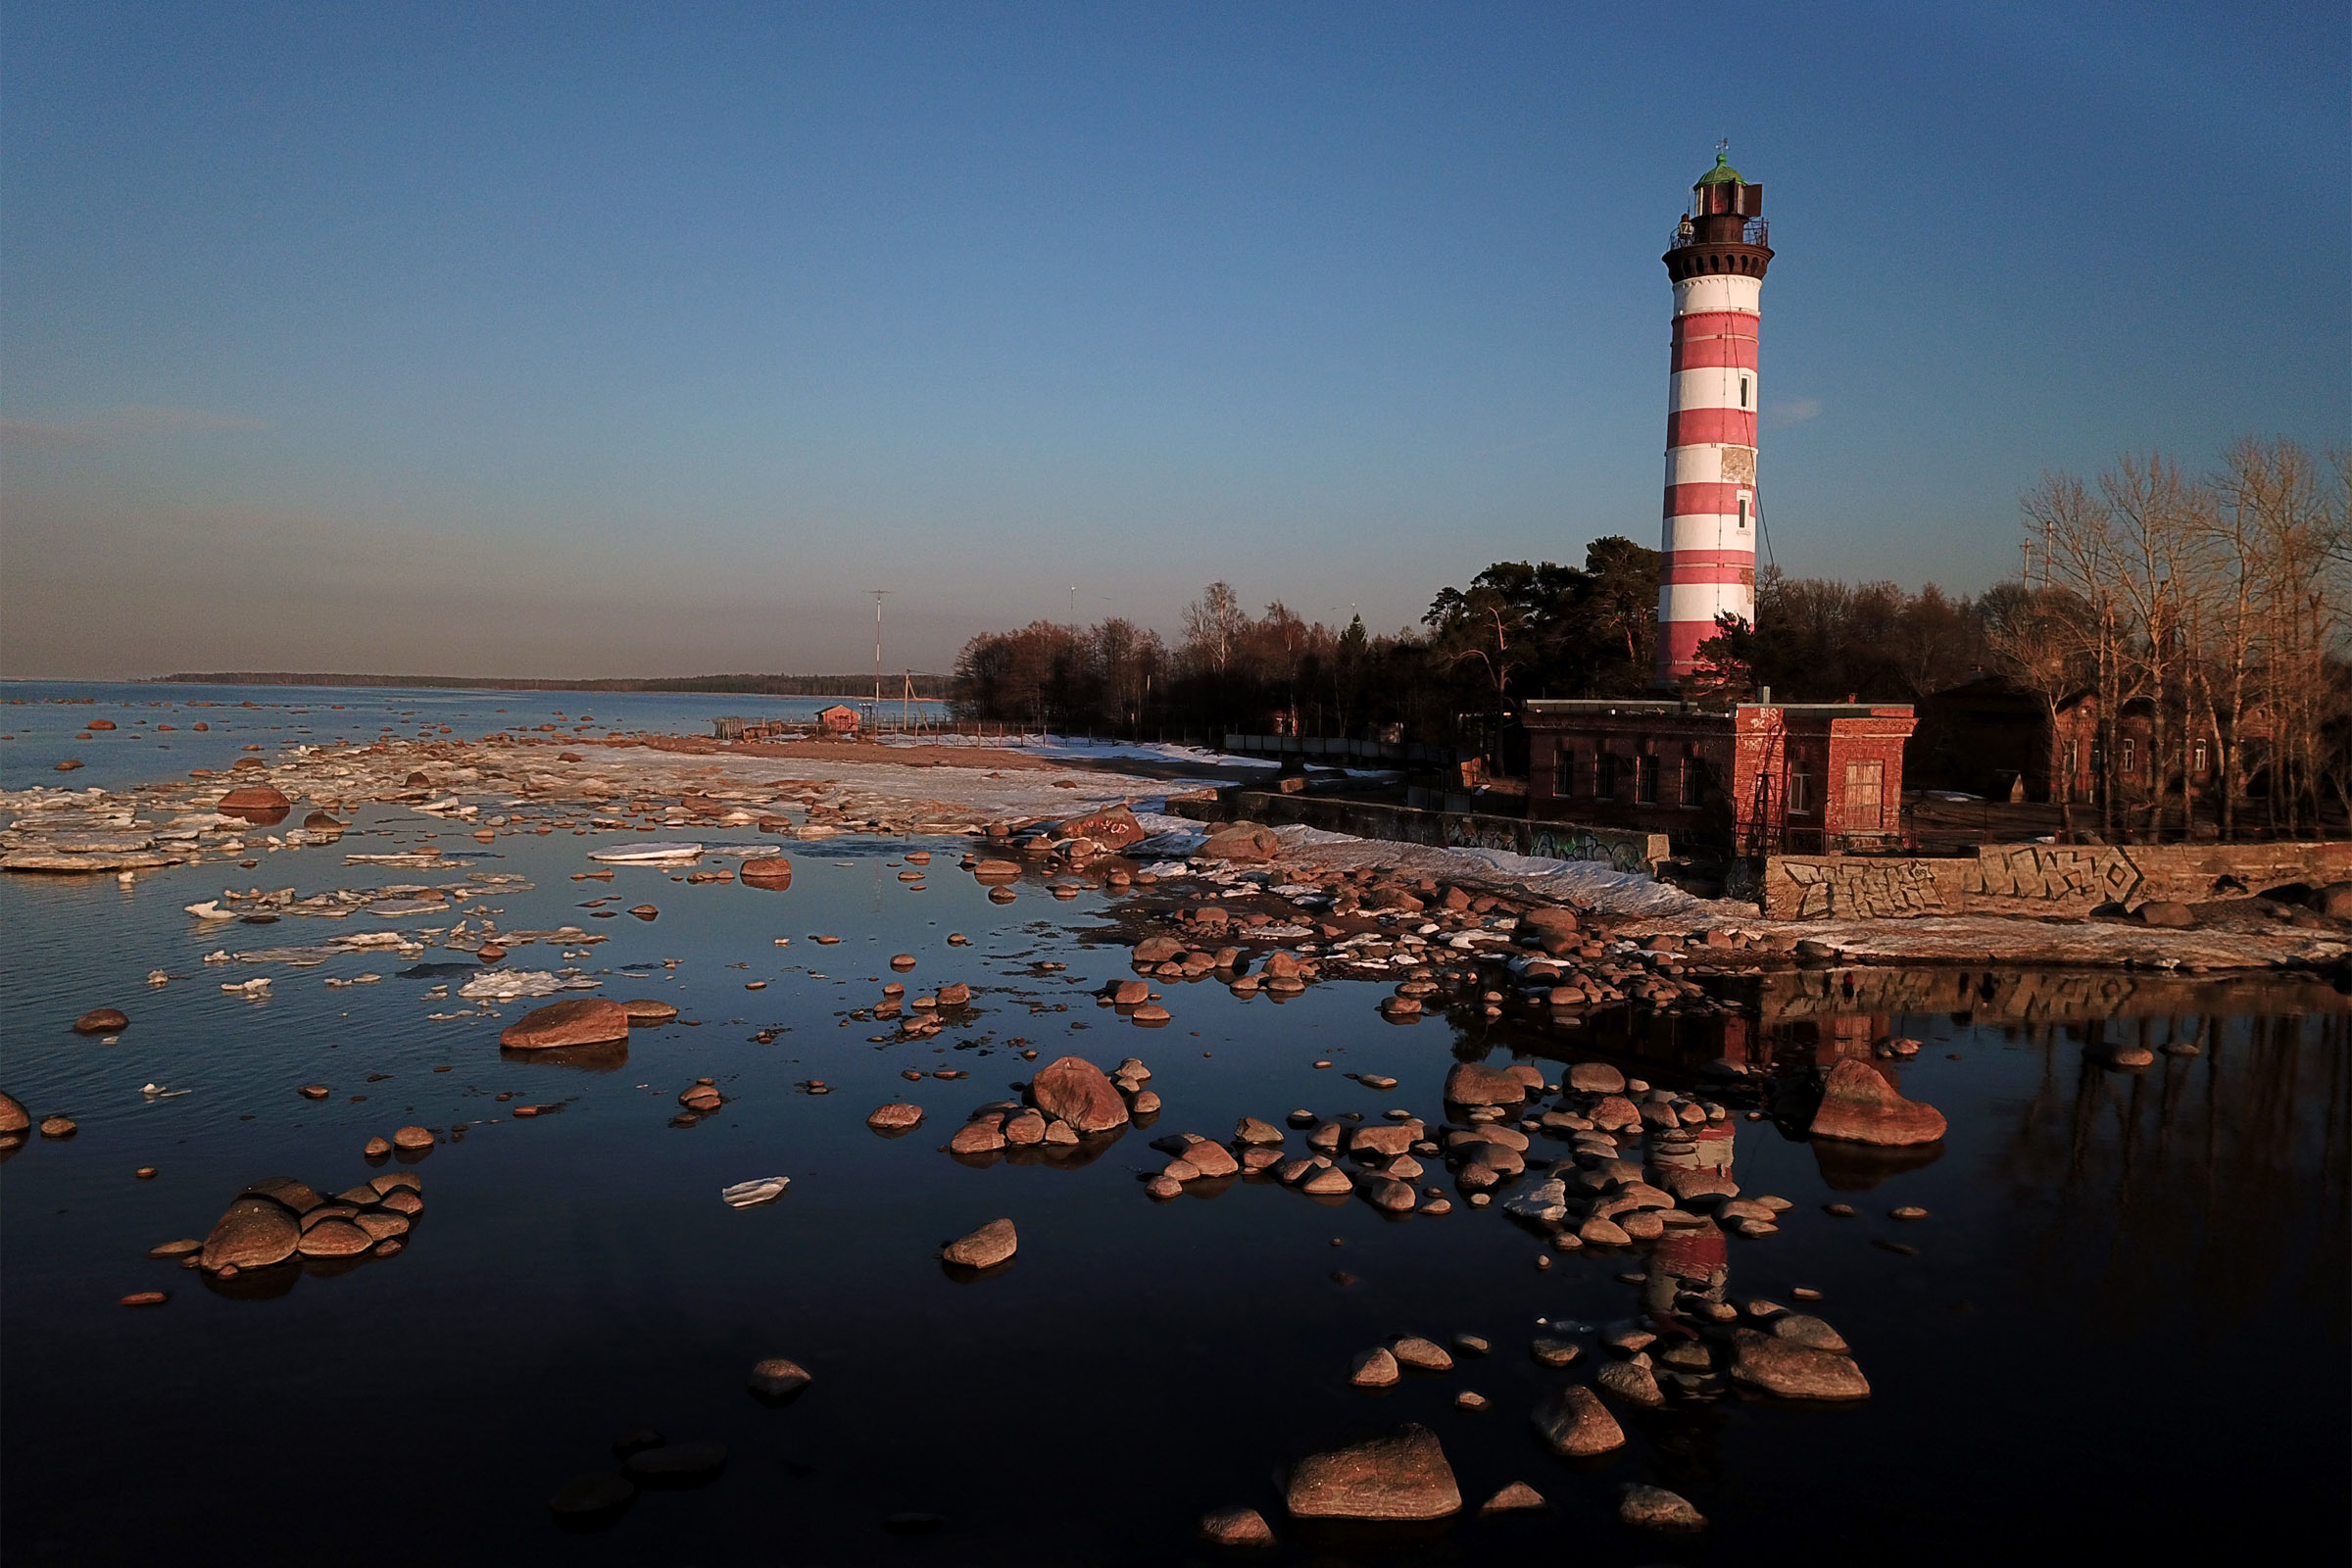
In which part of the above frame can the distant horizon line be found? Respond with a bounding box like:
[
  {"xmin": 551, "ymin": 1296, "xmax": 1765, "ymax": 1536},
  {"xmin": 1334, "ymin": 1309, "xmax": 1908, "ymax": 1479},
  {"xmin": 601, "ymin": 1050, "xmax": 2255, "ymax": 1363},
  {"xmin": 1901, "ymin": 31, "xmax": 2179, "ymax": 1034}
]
[{"xmin": 2, "ymin": 671, "xmax": 956, "ymax": 697}]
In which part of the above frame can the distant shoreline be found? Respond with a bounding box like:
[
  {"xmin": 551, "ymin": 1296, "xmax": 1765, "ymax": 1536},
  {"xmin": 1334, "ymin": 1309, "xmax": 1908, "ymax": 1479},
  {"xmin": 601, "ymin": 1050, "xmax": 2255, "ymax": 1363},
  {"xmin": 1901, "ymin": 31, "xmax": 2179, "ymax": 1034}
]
[{"xmin": 145, "ymin": 671, "xmax": 952, "ymax": 699}]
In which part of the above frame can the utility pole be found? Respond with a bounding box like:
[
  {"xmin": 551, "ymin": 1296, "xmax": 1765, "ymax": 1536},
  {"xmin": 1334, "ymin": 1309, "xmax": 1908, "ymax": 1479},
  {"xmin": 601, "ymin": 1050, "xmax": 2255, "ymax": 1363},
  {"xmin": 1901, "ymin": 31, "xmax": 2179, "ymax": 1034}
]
[{"xmin": 868, "ymin": 590, "xmax": 890, "ymax": 710}]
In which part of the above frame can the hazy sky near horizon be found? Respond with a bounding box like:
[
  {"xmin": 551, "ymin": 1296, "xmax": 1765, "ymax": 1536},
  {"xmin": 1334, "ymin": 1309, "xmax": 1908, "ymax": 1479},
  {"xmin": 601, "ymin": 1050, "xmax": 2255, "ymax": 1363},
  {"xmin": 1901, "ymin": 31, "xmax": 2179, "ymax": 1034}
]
[{"xmin": 4, "ymin": 1, "xmax": 2344, "ymax": 679}]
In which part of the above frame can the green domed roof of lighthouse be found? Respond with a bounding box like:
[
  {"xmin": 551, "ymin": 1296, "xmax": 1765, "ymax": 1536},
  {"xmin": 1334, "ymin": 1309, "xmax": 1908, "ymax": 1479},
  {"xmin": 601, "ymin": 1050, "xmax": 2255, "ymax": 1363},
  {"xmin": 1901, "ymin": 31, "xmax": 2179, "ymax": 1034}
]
[{"xmin": 1696, "ymin": 151, "xmax": 1743, "ymax": 186}]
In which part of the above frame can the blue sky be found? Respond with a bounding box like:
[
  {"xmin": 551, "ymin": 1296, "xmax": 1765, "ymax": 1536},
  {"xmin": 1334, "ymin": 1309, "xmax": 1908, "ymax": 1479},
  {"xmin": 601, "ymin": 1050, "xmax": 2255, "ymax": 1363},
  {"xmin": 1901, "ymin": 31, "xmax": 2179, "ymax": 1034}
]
[{"xmin": 4, "ymin": 1, "xmax": 2343, "ymax": 677}]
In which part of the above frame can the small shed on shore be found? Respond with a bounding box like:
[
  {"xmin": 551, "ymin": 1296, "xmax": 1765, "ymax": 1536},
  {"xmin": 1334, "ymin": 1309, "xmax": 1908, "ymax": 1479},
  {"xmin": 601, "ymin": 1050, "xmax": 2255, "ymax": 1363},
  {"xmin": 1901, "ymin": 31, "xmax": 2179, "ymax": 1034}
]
[{"xmin": 815, "ymin": 704, "xmax": 861, "ymax": 736}]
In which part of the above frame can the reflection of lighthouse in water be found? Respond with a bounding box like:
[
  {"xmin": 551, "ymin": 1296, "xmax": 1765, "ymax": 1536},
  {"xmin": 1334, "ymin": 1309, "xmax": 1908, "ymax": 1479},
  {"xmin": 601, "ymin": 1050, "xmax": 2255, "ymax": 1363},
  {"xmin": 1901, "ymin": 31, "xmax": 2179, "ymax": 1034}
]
[{"xmin": 1644, "ymin": 1112, "xmax": 1737, "ymax": 1315}]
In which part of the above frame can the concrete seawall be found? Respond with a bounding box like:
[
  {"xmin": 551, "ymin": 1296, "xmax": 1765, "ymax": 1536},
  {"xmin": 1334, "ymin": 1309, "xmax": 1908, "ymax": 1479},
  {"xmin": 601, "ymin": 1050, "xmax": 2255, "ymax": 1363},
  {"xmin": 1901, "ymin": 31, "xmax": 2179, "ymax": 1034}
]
[{"xmin": 1759, "ymin": 841, "xmax": 2352, "ymax": 920}]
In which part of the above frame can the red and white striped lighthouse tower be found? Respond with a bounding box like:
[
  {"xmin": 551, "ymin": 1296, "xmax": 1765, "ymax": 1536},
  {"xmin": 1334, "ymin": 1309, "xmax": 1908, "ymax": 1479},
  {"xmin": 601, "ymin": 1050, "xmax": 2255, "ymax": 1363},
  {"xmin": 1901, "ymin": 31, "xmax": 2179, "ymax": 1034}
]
[{"xmin": 1656, "ymin": 147, "xmax": 1772, "ymax": 683}]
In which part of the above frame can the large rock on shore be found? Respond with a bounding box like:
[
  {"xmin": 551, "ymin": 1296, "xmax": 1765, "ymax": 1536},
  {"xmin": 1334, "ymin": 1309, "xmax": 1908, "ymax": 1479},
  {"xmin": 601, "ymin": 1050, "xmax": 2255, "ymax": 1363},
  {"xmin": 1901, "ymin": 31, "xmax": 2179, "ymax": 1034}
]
[
  {"xmin": 1618, "ymin": 1484, "xmax": 1706, "ymax": 1532},
  {"xmin": 74, "ymin": 1007, "xmax": 128, "ymax": 1034},
  {"xmin": 501, "ymin": 999, "xmax": 631, "ymax": 1051},
  {"xmin": 1029, "ymin": 1056, "xmax": 1128, "ymax": 1134},
  {"xmin": 941, "ymin": 1218, "xmax": 1017, "ymax": 1269},
  {"xmin": 1530, "ymin": 1385, "xmax": 1624, "ymax": 1455},
  {"xmin": 1200, "ymin": 822, "xmax": 1279, "ymax": 863},
  {"xmin": 748, "ymin": 1357, "xmax": 812, "ymax": 1400},
  {"xmin": 1050, "ymin": 805, "xmax": 1150, "ymax": 850},
  {"xmin": 1198, "ymin": 1506, "xmax": 1275, "ymax": 1546},
  {"xmin": 740, "ymin": 857, "xmax": 794, "ymax": 886},
  {"xmin": 1809, "ymin": 1059, "xmax": 1945, "ymax": 1147},
  {"xmin": 218, "ymin": 784, "xmax": 292, "ymax": 815},
  {"xmin": 201, "ymin": 1199, "xmax": 300, "ymax": 1272},
  {"xmin": 1521, "ymin": 906, "xmax": 1580, "ymax": 938},
  {"xmin": 1728, "ymin": 1328, "xmax": 1871, "ymax": 1399},
  {"xmin": 0, "ymin": 1090, "xmax": 27, "ymax": 1135},
  {"xmin": 1567, "ymin": 1060, "xmax": 1625, "ymax": 1094},
  {"xmin": 1443, "ymin": 1061, "xmax": 1526, "ymax": 1106},
  {"xmin": 1285, "ymin": 1424, "xmax": 1461, "ymax": 1521}
]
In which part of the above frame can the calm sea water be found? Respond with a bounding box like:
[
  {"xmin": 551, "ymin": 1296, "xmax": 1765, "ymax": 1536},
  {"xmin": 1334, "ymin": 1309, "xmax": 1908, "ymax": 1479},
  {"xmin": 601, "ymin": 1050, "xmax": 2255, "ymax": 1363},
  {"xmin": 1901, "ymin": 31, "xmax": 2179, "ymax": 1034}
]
[
  {"xmin": 0, "ymin": 679, "xmax": 945, "ymax": 793},
  {"xmin": 1, "ymin": 760, "xmax": 2345, "ymax": 1563}
]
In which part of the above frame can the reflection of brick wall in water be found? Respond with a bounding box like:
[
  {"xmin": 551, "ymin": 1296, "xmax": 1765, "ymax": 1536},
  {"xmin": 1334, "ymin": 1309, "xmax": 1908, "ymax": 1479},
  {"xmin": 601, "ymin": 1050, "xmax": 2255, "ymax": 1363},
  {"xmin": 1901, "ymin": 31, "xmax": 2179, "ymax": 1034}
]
[{"xmin": 1746, "ymin": 965, "xmax": 2332, "ymax": 1026}]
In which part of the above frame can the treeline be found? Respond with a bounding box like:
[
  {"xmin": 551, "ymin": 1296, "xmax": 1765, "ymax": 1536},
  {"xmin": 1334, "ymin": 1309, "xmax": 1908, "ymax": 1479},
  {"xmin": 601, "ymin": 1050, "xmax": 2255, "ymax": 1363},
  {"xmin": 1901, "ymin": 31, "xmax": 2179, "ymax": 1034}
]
[
  {"xmin": 160, "ymin": 671, "xmax": 952, "ymax": 698},
  {"xmin": 951, "ymin": 538, "xmax": 1672, "ymax": 747},
  {"xmin": 952, "ymin": 437, "xmax": 2350, "ymax": 829},
  {"xmin": 951, "ymin": 534, "xmax": 2016, "ymax": 752}
]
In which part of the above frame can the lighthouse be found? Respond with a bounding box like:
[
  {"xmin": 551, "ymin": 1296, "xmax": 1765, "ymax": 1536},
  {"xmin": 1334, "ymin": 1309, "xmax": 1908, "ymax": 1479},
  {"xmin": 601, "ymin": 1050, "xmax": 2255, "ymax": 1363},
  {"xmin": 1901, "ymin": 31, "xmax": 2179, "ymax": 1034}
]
[
  {"xmin": 1655, "ymin": 148, "xmax": 1772, "ymax": 683},
  {"xmin": 1522, "ymin": 147, "xmax": 1917, "ymax": 857}
]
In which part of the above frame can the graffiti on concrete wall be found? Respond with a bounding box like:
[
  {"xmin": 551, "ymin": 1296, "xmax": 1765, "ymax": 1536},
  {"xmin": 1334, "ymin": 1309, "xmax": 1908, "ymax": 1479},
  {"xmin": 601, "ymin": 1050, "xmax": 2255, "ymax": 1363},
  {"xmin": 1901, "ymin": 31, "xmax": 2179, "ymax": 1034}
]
[
  {"xmin": 1959, "ymin": 843, "xmax": 2143, "ymax": 908},
  {"xmin": 1527, "ymin": 824, "xmax": 1653, "ymax": 874},
  {"xmin": 1773, "ymin": 858, "xmax": 1951, "ymax": 919},
  {"xmin": 1443, "ymin": 815, "xmax": 1526, "ymax": 855},
  {"xmin": 1723, "ymin": 858, "xmax": 1760, "ymax": 904}
]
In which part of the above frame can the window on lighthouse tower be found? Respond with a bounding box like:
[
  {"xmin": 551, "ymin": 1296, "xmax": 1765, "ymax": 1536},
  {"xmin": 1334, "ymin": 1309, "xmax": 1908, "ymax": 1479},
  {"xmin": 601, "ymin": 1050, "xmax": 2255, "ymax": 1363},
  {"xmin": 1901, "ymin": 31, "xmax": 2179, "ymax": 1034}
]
[
  {"xmin": 1740, "ymin": 376, "xmax": 1750, "ymax": 408},
  {"xmin": 1738, "ymin": 497, "xmax": 1749, "ymax": 530}
]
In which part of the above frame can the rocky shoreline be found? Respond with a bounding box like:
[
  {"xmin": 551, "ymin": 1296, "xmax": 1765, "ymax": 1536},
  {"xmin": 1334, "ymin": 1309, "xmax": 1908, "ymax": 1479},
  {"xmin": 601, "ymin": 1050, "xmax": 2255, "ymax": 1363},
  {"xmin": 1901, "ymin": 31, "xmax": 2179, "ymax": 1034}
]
[{"xmin": 6, "ymin": 727, "xmax": 2349, "ymax": 978}]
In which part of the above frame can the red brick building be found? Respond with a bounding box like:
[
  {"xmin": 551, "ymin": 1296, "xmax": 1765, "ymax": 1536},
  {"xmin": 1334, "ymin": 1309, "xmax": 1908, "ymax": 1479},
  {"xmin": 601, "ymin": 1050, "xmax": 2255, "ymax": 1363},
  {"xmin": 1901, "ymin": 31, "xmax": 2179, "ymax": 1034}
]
[
  {"xmin": 1522, "ymin": 698, "xmax": 1918, "ymax": 855},
  {"xmin": 815, "ymin": 704, "xmax": 862, "ymax": 736}
]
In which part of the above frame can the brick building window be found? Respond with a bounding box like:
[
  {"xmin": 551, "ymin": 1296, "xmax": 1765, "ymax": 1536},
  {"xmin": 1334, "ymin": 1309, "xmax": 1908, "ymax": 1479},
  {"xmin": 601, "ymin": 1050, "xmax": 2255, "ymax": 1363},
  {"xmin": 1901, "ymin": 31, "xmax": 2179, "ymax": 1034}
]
[
  {"xmin": 1597, "ymin": 753, "xmax": 1619, "ymax": 798},
  {"xmin": 2192, "ymin": 739, "xmax": 2208, "ymax": 776},
  {"xmin": 1679, "ymin": 758, "xmax": 1706, "ymax": 808},
  {"xmin": 1843, "ymin": 760, "xmax": 1885, "ymax": 832},
  {"xmin": 1788, "ymin": 758, "xmax": 1811, "ymax": 813},
  {"xmin": 1635, "ymin": 755, "xmax": 1660, "ymax": 806}
]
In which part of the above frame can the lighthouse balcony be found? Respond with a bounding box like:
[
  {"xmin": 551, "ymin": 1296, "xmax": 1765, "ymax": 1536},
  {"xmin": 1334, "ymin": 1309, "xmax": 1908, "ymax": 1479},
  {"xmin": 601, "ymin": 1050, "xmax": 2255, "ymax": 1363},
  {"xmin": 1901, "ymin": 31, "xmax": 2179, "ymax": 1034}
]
[{"xmin": 1670, "ymin": 217, "xmax": 1768, "ymax": 250}]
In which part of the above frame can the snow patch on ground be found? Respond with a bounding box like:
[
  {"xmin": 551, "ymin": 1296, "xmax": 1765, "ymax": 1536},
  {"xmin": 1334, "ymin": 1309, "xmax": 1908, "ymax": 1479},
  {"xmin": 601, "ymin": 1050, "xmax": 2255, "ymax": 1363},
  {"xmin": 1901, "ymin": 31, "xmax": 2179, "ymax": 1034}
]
[
  {"xmin": 1261, "ymin": 823, "xmax": 1752, "ymax": 919},
  {"xmin": 875, "ymin": 732, "xmax": 1271, "ymax": 773}
]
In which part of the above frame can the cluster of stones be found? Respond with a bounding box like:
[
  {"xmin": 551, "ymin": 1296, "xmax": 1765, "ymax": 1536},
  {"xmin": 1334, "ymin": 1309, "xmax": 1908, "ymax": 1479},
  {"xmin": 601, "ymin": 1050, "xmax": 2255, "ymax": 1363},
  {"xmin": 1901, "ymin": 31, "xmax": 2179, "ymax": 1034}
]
[
  {"xmin": 673, "ymin": 1078, "xmax": 726, "ymax": 1125},
  {"xmin": 846, "ymin": 980, "xmax": 973, "ymax": 1041},
  {"xmin": 1190, "ymin": 1068, "xmax": 1886, "ymax": 1548},
  {"xmin": 1123, "ymin": 930, "xmax": 1318, "ymax": 1002},
  {"xmin": 149, "ymin": 1171, "xmax": 423, "ymax": 1280},
  {"xmin": 1102, "ymin": 870, "xmax": 1817, "ymax": 1041},
  {"xmin": 1197, "ymin": 1420, "xmax": 1708, "ymax": 1544},
  {"xmin": 940, "ymin": 1054, "xmax": 1154, "ymax": 1157}
]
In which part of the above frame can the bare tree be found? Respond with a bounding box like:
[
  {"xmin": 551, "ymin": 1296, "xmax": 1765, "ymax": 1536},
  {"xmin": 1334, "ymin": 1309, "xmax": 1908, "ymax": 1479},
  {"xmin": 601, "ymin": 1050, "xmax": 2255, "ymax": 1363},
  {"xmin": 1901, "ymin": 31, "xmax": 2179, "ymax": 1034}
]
[
  {"xmin": 1180, "ymin": 582, "xmax": 1248, "ymax": 678},
  {"xmin": 2028, "ymin": 472, "xmax": 2133, "ymax": 840},
  {"xmin": 2100, "ymin": 452, "xmax": 2209, "ymax": 838},
  {"xmin": 2230, "ymin": 439, "xmax": 2347, "ymax": 834}
]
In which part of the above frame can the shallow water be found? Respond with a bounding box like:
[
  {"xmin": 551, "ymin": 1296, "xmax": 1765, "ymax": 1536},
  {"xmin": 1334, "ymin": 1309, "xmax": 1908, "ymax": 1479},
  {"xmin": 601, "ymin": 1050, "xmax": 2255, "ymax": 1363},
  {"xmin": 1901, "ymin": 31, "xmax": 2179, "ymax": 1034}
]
[
  {"xmin": 1, "ymin": 678, "xmax": 944, "ymax": 793},
  {"xmin": 2, "ymin": 808, "xmax": 2346, "ymax": 1566}
]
